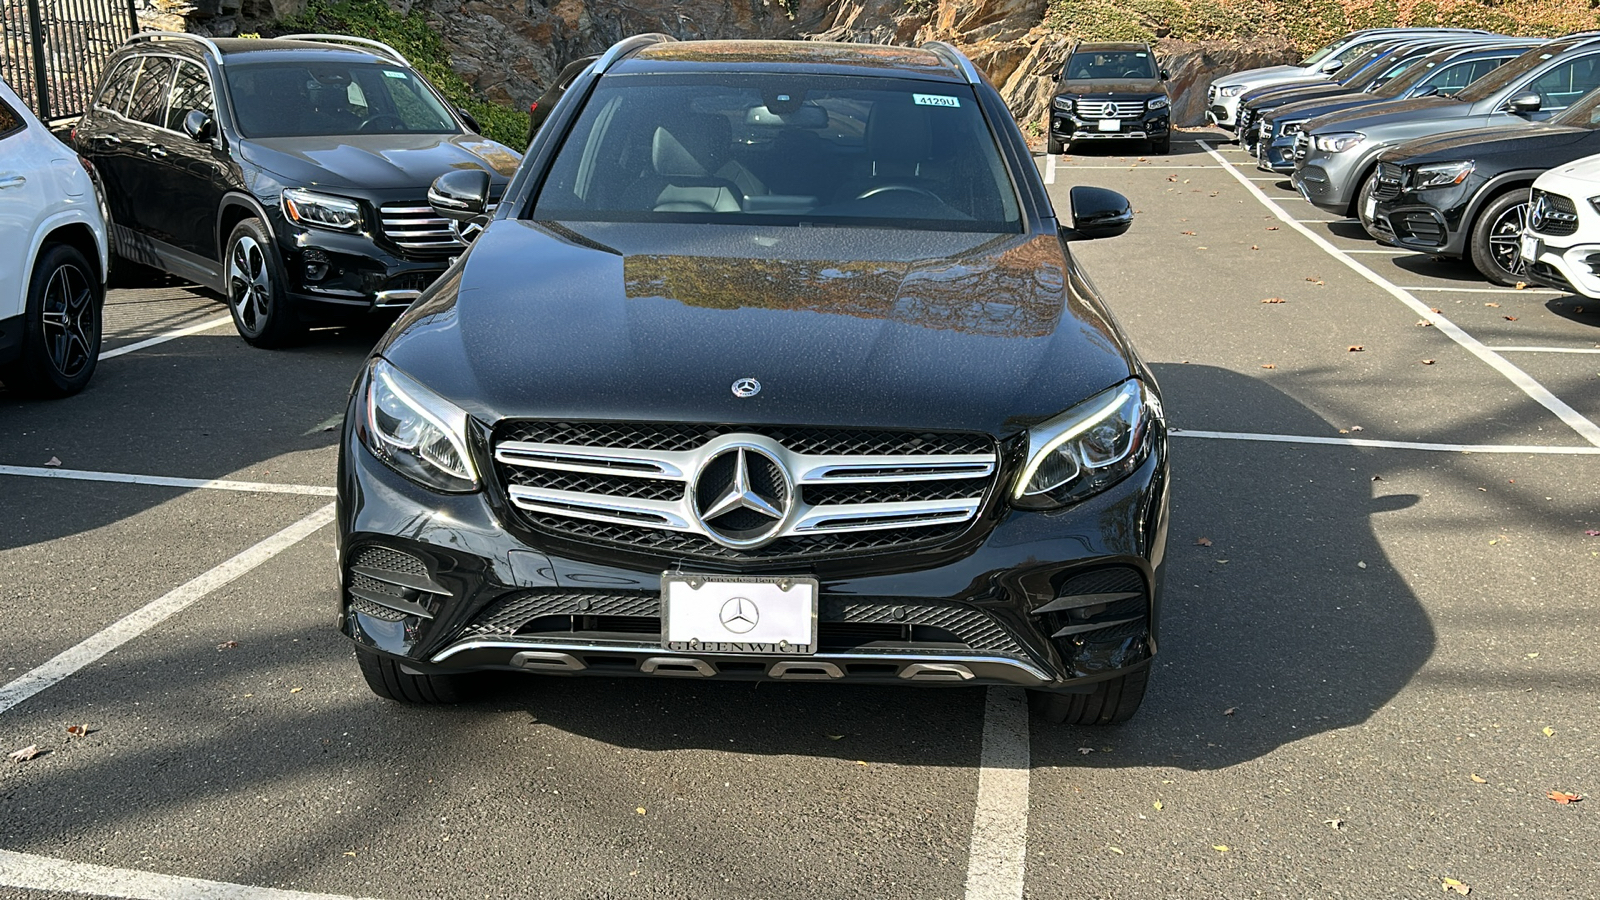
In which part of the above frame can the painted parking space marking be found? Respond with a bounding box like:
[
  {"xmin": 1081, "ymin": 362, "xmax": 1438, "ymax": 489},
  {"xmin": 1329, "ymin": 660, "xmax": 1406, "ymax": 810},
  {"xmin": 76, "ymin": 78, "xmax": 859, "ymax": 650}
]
[
  {"xmin": 98, "ymin": 315, "xmax": 233, "ymax": 361},
  {"xmin": 0, "ymin": 848, "xmax": 374, "ymax": 900},
  {"xmin": 963, "ymin": 687, "xmax": 1030, "ymax": 900},
  {"xmin": 0, "ymin": 503, "xmax": 335, "ymax": 716},
  {"xmin": 1397, "ymin": 285, "xmax": 1566, "ymax": 295},
  {"xmin": 1486, "ymin": 346, "xmax": 1600, "ymax": 354},
  {"xmin": 0, "ymin": 464, "xmax": 335, "ymax": 496},
  {"xmin": 1343, "ymin": 248, "xmax": 1413, "ymax": 254},
  {"xmin": 1199, "ymin": 139, "xmax": 1600, "ymax": 449},
  {"xmin": 1044, "ymin": 152, "xmax": 1056, "ymax": 184},
  {"xmin": 1171, "ymin": 429, "xmax": 1600, "ymax": 455}
]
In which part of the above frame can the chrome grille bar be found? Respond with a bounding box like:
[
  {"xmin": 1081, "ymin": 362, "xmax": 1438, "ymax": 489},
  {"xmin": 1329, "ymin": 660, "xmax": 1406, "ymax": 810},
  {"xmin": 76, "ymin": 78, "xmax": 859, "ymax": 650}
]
[{"xmin": 1075, "ymin": 100, "xmax": 1146, "ymax": 119}]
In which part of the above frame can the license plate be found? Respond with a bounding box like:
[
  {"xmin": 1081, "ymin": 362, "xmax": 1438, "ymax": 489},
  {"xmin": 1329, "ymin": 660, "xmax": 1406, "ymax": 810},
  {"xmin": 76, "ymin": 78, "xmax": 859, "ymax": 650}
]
[
  {"xmin": 1097, "ymin": 118, "xmax": 1120, "ymax": 132},
  {"xmin": 1520, "ymin": 233, "xmax": 1542, "ymax": 261},
  {"xmin": 662, "ymin": 574, "xmax": 818, "ymax": 654},
  {"xmin": 1363, "ymin": 195, "xmax": 1377, "ymax": 222}
]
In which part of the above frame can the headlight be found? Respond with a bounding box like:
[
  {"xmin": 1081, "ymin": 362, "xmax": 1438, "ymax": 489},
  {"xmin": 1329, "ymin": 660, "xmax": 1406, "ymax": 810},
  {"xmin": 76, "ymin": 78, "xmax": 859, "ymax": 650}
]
[
  {"xmin": 1053, "ymin": 96, "xmax": 1073, "ymax": 111},
  {"xmin": 1412, "ymin": 160, "xmax": 1474, "ymax": 189},
  {"xmin": 360, "ymin": 358, "xmax": 479, "ymax": 493},
  {"xmin": 1313, "ymin": 132, "xmax": 1364, "ymax": 153},
  {"xmin": 1589, "ymin": 195, "xmax": 1600, "ymax": 215},
  {"xmin": 1011, "ymin": 380, "xmax": 1160, "ymax": 510},
  {"xmin": 1282, "ymin": 120, "xmax": 1304, "ymax": 135},
  {"xmin": 282, "ymin": 188, "xmax": 362, "ymax": 232},
  {"xmin": 1218, "ymin": 85, "xmax": 1245, "ymax": 98},
  {"xmin": 1147, "ymin": 96, "xmax": 1170, "ymax": 111}
]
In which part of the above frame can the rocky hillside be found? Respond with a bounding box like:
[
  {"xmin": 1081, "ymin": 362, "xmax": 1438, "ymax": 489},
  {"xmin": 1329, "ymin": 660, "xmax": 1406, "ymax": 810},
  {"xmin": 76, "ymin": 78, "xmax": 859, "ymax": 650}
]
[{"xmin": 161, "ymin": 0, "xmax": 1600, "ymax": 129}]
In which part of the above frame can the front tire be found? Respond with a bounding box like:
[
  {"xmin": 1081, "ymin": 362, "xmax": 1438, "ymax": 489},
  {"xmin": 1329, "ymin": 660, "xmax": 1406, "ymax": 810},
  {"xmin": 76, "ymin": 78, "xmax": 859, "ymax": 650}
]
[
  {"xmin": 1, "ymin": 243, "xmax": 102, "ymax": 397},
  {"xmin": 1151, "ymin": 134, "xmax": 1171, "ymax": 155},
  {"xmin": 1469, "ymin": 188, "xmax": 1532, "ymax": 286},
  {"xmin": 1047, "ymin": 136, "xmax": 1065, "ymax": 155},
  {"xmin": 1355, "ymin": 169, "xmax": 1382, "ymax": 238},
  {"xmin": 356, "ymin": 648, "xmax": 476, "ymax": 704},
  {"xmin": 1029, "ymin": 667, "xmax": 1149, "ymax": 726},
  {"xmin": 224, "ymin": 218, "xmax": 303, "ymax": 348}
]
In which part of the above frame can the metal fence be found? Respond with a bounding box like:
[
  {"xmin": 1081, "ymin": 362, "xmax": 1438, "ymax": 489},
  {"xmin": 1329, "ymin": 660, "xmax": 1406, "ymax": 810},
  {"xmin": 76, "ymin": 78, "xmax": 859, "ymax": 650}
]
[{"xmin": 2, "ymin": 0, "xmax": 137, "ymax": 123}]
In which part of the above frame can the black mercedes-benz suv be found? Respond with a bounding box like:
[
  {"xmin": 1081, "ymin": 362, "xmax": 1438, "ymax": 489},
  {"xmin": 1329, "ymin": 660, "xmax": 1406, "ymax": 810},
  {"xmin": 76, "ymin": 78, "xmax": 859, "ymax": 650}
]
[
  {"xmin": 75, "ymin": 32, "xmax": 521, "ymax": 347},
  {"xmin": 339, "ymin": 36, "xmax": 1169, "ymax": 725},
  {"xmin": 1048, "ymin": 42, "xmax": 1171, "ymax": 155}
]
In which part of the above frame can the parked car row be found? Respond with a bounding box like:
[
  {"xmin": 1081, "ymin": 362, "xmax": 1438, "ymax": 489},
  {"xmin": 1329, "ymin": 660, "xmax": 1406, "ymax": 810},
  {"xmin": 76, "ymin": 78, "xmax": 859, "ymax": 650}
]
[{"xmin": 1213, "ymin": 28, "xmax": 1600, "ymax": 294}]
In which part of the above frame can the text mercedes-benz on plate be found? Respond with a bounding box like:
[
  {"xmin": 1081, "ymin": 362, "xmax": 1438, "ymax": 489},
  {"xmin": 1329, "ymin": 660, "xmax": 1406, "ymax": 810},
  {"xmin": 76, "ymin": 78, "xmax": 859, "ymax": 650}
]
[{"xmin": 337, "ymin": 36, "xmax": 1171, "ymax": 725}]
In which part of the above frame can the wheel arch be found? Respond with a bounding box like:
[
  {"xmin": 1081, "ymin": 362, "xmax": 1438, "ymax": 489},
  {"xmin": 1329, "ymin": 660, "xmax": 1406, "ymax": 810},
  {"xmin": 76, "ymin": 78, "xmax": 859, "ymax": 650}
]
[
  {"xmin": 1461, "ymin": 172, "xmax": 1539, "ymax": 235},
  {"xmin": 216, "ymin": 193, "xmax": 277, "ymax": 263}
]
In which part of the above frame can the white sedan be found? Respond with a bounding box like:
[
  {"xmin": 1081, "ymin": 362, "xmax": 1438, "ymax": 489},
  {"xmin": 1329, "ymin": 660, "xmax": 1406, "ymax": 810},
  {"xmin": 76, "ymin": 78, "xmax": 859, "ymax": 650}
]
[
  {"xmin": 0, "ymin": 76, "xmax": 109, "ymax": 397},
  {"xmin": 1522, "ymin": 154, "xmax": 1600, "ymax": 300}
]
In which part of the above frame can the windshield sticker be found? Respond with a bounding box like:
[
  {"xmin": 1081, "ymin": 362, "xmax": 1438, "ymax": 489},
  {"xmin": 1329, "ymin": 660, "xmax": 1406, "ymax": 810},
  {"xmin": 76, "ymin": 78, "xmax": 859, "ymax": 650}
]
[
  {"xmin": 914, "ymin": 94, "xmax": 960, "ymax": 108},
  {"xmin": 382, "ymin": 69, "xmax": 407, "ymax": 79}
]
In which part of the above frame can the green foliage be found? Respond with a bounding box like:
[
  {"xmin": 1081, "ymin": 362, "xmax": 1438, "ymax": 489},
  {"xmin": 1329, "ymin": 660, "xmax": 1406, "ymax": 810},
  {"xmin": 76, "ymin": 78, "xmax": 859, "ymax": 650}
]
[{"xmin": 270, "ymin": 0, "xmax": 529, "ymax": 147}]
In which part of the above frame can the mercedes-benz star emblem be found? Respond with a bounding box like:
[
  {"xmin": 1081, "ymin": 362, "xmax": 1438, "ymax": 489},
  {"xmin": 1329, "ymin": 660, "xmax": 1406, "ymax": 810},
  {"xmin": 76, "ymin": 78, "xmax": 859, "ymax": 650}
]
[
  {"xmin": 692, "ymin": 444, "xmax": 791, "ymax": 548},
  {"xmin": 719, "ymin": 597, "xmax": 759, "ymax": 634},
  {"xmin": 731, "ymin": 377, "xmax": 761, "ymax": 398},
  {"xmin": 1529, "ymin": 196, "xmax": 1548, "ymax": 231}
]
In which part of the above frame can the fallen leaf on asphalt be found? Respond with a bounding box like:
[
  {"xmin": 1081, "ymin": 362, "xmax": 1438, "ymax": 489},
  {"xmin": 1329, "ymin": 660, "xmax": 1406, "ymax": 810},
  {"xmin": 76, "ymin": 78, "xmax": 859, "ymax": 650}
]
[
  {"xmin": 1212, "ymin": 845, "xmax": 1230, "ymax": 853},
  {"xmin": 8, "ymin": 745, "xmax": 40, "ymax": 762},
  {"xmin": 1078, "ymin": 747, "xmax": 1095, "ymax": 755},
  {"xmin": 1181, "ymin": 230, "xmax": 1196, "ymax": 235},
  {"xmin": 1251, "ymin": 245, "xmax": 1259, "ymax": 250},
  {"xmin": 1109, "ymin": 846, "xmax": 1124, "ymax": 855},
  {"xmin": 1307, "ymin": 277, "xmax": 1325, "ymax": 285},
  {"xmin": 343, "ymin": 851, "xmax": 357, "ymax": 858},
  {"xmin": 1442, "ymin": 876, "xmax": 1471, "ymax": 895},
  {"xmin": 1222, "ymin": 707, "xmax": 1237, "ymax": 716},
  {"xmin": 1339, "ymin": 428, "xmax": 1349, "ymax": 434},
  {"xmin": 1416, "ymin": 319, "xmax": 1433, "ymax": 327},
  {"xmin": 1197, "ymin": 246, "xmax": 1209, "ymax": 250},
  {"xmin": 1422, "ymin": 359, "xmax": 1436, "ymax": 365},
  {"xmin": 1543, "ymin": 726, "xmax": 1556, "ymax": 737},
  {"xmin": 1260, "ymin": 364, "xmax": 1276, "ymax": 369},
  {"xmin": 1153, "ymin": 800, "xmax": 1163, "ymax": 810},
  {"xmin": 1504, "ymin": 316, "xmax": 1518, "ymax": 321},
  {"xmin": 1431, "ymin": 307, "xmax": 1443, "ymax": 313},
  {"xmin": 1350, "ymin": 425, "xmax": 1364, "ymax": 431},
  {"xmin": 44, "ymin": 457, "xmax": 61, "ymax": 467},
  {"xmin": 1325, "ymin": 818, "xmax": 1344, "ymax": 829},
  {"xmin": 1358, "ymin": 561, "xmax": 1367, "ymax": 569},
  {"xmin": 1471, "ymin": 774, "xmax": 1488, "ymax": 784},
  {"xmin": 290, "ymin": 687, "xmax": 303, "ymax": 694},
  {"xmin": 1587, "ymin": 530, "xmax": 1600, "ymax": 536},
  {"xmin": 1485, "ymin": 302, "xmax": 1500, "ymax": 308},
  {"xmin": 217, "ymin": 641, "xmax": 238, "ymax": 650},
  {"xmin": 1167, "ymin": 175, "xmax": 1178, "ymax": 182},
  {"xmin": 1547, "ymin": 791, "xmax": 1582, "ymax": 804},
  {"xmin": 1514, "ymin": 282, "xmax": 1526, "ymax": 290},
  {"xmin": 1196, "ymin": 537, "xmax": 1213, "ymax": 546},
  {"xmin": 635, "ymin": 807, "xmax": 647, "ymax": 815},
  {"xmin": 1527, "ymin": 652, "xmax": 1539, "ymax": 658},
  {"xmin": 825, "ymin": 734, "xmax": 844, "ymax": 740},
  {"xmin": 1348, "ymin": 345, "xmax": 1364, "ymax": 352},
  {"xmin": 1261, "ymin": 297, "xmax": 1286, "ymax": 303},
  {"xmin": 856, "ymin": 761, "xmax": 868, "ymax": 766},
  {"xmin": 1266, "ymin": 226, "xmax": 1279, "ymax": 231},
  {"xmin": 1372, "ymin": 475, "xmax": 1382, "ymax": 481},
  {"xmin": 65, "ymin": 725, "xmax": 89, "ymax": 739}
]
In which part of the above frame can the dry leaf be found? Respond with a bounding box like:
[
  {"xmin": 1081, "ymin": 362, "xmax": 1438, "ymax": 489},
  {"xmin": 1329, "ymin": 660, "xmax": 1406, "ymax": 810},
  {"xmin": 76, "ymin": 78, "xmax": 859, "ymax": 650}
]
[
  {"xmin": 1350, "ymin": 425, "xmax": 1363, "ymax": 431},
  {"xmin": 635, "ymin": 807, "xmax": 647, "ymax": 815},
  {"xmin": 1181, "ymin": 230, "xmax": 1196, "ymax": 235},
  {"xmin": 1250, "ymin": 245, "xmax": 1259, "ymax": 250},
  {"xmin": 1212, "ymin": 845, "xmax": 1230, "ymax": 853},
  {"xmin": 1325, "ymin": 818, "xmax": 1344, "ymax": 829},
  {"xmin": 1421, "ymin": 359, "xmax": 1436, "ymax": 365},
  {"xmin": 1222, "ymin": 707, "xmax": 1237, "ymax": 716},
  {"xmin": 1547, "ymin": 791, "xmax": 1581, "ymax": 804},
  {"xmin": 1196, "ymin": 537, "xmax": 1213, "ymax": 546},
  {"xmin": 1442, "ymin": 876, "xmax": 1471, "ymax": 895},
  {"xmin": 8, "ymin": 745, "xmax": 40, "ymax": 762},
  {"xmin": 1153, "ymin": 800, "xmax": 1164, "ymax": 810},
  {"xmin": 1357, "ymin": 561, "xmax": 1367, "ymax": 569},
  {"xmin": 66, "ymin": 724, "xmax": 89, "ymax": 738},
  {"xmin": 1260, "ymin": 364, "xmax": 1276, "ymax": 369},
  {"xmin": 1078, "ymin": 747, "xmax": 1095, "ymax": 755},
  {"xmin": 1485, "ymin": 302, "xmax": 1500, "ymax": 308},
  {"xmin": 290, "ymin": 687, "xmax": 303, "ymax": 694},
  {"xmin": 217, "ymin": 640, "xmax": 238, "ymax": 650},
  {"xmin": 1470, "ymin": 774, "xmax": 1488, "ymax": 784},
  {"xmin": 1431, "ymin": 307, "xmax": 1443, "ymax": 313},
  {"xmin": 826, "ymin": 734, "xmax": 845, "ymax": 740},
  {"xmin": 1348, "ymin": 345, "xmax": 1364, "ymax": 352},
  {"xmin": 1587, "ymin": 530, "xmax": 1600, "ymax": 536},
  {"xmin": 1266, "ymin": 226, "xmax": 1279, "ymax": 231},
  {"xmin": 1109, "ymin": 846, "xmax": 1124, "ymax": 855},
  {"xmin": 1261, "ymin": 297, "xmax": 1286, "ymax": 304},
  {"xmin": 343, "ymin": 851, "xmax": 357, "ymax": 858},
  {"xmin": 1543, "ymin": 726, "xmax": 1556, "ymax": 737},
  {"xmin": 1306, "ymin": 277, "xmax": 1325, "ymax": 285},
  {"xmin": 1503, "ymin": 315, "xmax": 1518, "ymax": 321},
  {"xmin": 44, "ymin": 457, "xmax": 61, "ymax": 467},
  {"xmin": 1514, "ymin": 282, "xmax": 1527, "ymax": 289}
]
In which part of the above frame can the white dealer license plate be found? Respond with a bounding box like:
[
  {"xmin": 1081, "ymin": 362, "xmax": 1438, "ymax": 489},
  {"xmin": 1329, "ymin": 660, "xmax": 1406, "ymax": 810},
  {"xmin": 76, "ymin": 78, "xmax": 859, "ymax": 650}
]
[
  {"xmin": 1097, "ymin": 118, "xmax": 1120, "ymax": 132},
  {"xmin": 662, "ymin": 574, "xmax": 818, "ymax": 655},
  {"xmin": 1520, "ymin": 233, "xmax": 1542, "ymax": 261},
  {"xmin": 1363, "ymin": 194, "xmax": 1376, "ymax": 222}
]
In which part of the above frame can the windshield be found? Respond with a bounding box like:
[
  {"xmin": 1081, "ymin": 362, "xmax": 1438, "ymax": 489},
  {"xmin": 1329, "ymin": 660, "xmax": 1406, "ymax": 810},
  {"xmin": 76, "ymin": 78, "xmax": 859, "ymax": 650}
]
[
  {"xmin": 1301, "ymin": 36, "xmax": 1345, "ymax": 68},
  {"xmin": 1551, "ymin": 86, "xmax": 1600, "ymax": 128},
  {"xmin": 224, "ymin": 61, "xmax": 459, "ymax": 138},
  {"xmin": 1064, "ymin": 50, "xmax": 1157, "ymax": 80},
  {"xmin": 1455, "ymin": 42, "xmax": 1575, "ymax": 103},
  {"xmin": 531, "ymin": 74, "xmax": 1022, "ymax": 233}
]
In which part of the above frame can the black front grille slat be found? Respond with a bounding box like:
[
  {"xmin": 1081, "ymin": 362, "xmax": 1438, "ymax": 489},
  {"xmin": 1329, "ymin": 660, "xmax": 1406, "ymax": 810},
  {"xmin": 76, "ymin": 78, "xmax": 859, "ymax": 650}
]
[
  {"xmin": 499, "ymin": 421, "xmax": 992, "ymax": 457},
  {"xmin": 801, "ymin": 478, "xmax": 985, "ymax": 507},
  {"xmin": 351, "ymin": 546, "xmax": 428, "ymax": 578},
  {"xmin": 507, "ymin": 467, "xmax": 683, "ymax": 501}
]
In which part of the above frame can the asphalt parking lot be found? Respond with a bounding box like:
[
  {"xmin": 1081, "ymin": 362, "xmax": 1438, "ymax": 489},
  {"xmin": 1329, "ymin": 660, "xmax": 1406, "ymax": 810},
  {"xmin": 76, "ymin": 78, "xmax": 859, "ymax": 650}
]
[{"xmin": 2, "ymin": 130, "xmax": 1597, "ymax": 900}]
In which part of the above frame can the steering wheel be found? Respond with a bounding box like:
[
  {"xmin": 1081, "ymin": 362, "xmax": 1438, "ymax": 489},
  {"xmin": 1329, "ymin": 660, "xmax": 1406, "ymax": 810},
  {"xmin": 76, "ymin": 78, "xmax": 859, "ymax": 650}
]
[
  {"xmin": 359, "ymin": 114, "xmax": 405, "ymax": 133},
  {"xmin": 855, "ymin": 184, "xmax": 941, "ymax": 201},
  {"xmin": 1122, "ymin": 69, "xmax": 1145, "ymax": 78}
]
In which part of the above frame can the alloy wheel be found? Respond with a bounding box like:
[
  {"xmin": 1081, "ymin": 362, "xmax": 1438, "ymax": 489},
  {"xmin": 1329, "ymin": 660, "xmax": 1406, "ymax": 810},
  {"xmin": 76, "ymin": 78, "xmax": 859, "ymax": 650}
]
[
  {"xmin": 228, "ymin": 234, "xmax": 271, "ymax": 335},
  {"xmin": 1487, "ymin": 201, "xmax": 1529, "ymax": 279},
  {"xmin": 38, "ymin": 262, "xmax": 95, "ymax": 378}
]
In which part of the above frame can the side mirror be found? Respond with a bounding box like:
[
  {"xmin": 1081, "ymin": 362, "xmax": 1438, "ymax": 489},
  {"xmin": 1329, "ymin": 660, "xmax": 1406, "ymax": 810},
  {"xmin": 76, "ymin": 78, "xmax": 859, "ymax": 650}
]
[
  {"xmin": 1412, "ymin": 85, "xmax": 1440, "ymax": 98},
  {"xmin": 1159, "ymin": 69, "xmax": 1170, "ymax": 81},
  {"xmin": 457, "ymin": 107, "xmax": 482, "ymax": 133},
  {"xmin": 1318, "ymin": 59, "xmax": 1346, "ymax": 75},
  {"xmin": 181, "ymin": 109, "xmax": 214, "ymax": 142},
  {"xmin": 1062, "ymin": 185, "xmax": 1133, "ymax": 241},
  {"xmin": 428, "ymin": 169, "xmax": 490, "ymax": 223},
  {"xmin": 1507, "ymin": 92, "xmax": 1541, "ymax": 114}
]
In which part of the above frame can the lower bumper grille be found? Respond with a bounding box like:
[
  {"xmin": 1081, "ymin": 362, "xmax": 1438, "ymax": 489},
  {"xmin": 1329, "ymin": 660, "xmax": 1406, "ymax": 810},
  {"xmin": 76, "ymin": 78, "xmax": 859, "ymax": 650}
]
[
  {"xmin": 1374, "ymin": 163, "xmax": 1403, "ymax": 200},
  {"xmin": 1392, "ymin": 211, "xmax": 1446, "ymax": 246}
]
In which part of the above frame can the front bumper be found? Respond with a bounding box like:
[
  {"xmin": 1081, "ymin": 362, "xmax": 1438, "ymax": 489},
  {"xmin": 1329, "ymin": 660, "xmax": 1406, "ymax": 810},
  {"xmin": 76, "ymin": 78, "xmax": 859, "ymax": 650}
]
[
  {"xmin": 1256, "ymin": 133, "xmax": 1298, "ymax": 174},
  {"xmin": 1293, "ymin": 156, "xmax": 1364, "ymax": 215},
  {"xmin": 336, "ymin": 413, "xmax": 1170, "ymax": 695},
  {"xmin": 1369, "ymin": 190, "xmax": 1471, "ymax": 258},
  {"xmin": 1051, "ymin": 112, "xmax": 1169, "ymax": 145},
  {"xmin": 274, "ymin": 224, "xmax": 449, "ymax": 315},
  {"xmin": 1524, "ymin": 235, "xmax": 1600, "ymax": 299}
]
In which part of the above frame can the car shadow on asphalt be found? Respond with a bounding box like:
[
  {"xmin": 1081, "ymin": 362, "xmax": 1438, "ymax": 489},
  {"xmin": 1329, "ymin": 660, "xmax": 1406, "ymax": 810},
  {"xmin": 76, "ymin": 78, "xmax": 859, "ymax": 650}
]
[
  {"xmin": 1386, "ymin": 251, "xmax": 1487, "ymax": 282},
  {"xmin": 1544, "ymin": 294, "xmax": 1599, "ymax": 326}
]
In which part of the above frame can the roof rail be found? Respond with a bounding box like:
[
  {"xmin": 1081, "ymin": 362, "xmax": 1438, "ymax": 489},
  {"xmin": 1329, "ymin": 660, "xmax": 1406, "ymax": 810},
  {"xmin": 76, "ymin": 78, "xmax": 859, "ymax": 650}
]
[
  {"xmin": 125, "ymin": 30, "xmax": 226, "ymax": 64},
  {"xmin": 922, "ymin": 41, "xmax": 981, "ymax": 86},
  {"xmin": 277, "ymin": 33, "xmax": 411, "ymax": 67},
  {"xmin": 594, "ymin": 33, "xmax": 676, "ymax": 74}
]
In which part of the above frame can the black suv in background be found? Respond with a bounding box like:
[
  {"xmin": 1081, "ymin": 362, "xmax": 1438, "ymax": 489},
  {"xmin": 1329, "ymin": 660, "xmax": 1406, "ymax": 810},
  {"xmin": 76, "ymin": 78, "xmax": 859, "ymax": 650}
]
[
  {"xmin": 1049, "ymin": 42, "xmax": 1171, "ymax": 154},
  {"xmin": 340, "ymin": 36, "xmax": 1169, "ymax": 725},
  {"xmin": 1368, "ymin": 86, "xmax": 1600, "ymax": 284},
  {"xmin": 75, "ymin": 32, "xmax": 520, "ymax": 347}
]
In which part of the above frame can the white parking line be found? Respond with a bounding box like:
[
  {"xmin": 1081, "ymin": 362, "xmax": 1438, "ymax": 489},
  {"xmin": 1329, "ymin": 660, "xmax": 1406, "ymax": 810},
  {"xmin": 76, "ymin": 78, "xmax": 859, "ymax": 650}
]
[
  {"xmin": 0, "ymin": 503, "xmax": 335, "ymax": 716},
  {"xmin": 1398, "ymin": 285, "xmax": 1565, "ymax": 295},
  {"xmin": 1199, "ymin": 140, "xmax": 1600, "ymax": 449},
  {"xmin": 0, "ymin": 464, "xmax": 335, "ymax": 496},
  {"xmin": 963, "ymin": 687, "xmax": 1030, "ymax": 900},
  {"xmin": 1044, "ymin": 152, "xmax": 1056, "ymax": 185},
  {"xmin": 1171, "ymin": 429, "xmax": 1600, "ymax": 454},
  {"xmin": 0, "ymin": 848, "xmax": 372, "ymax": 900},
  {"xmin": 1343, "ymin": 248, "xmax": 1412, "ymax": 254},
  {"xmin": 1486, "ymin": 346, "xmax": 1600, "ymax": 354},
  {"xmin": 98, "ymin": 315, "xmax": 233, "ymax": 361}
]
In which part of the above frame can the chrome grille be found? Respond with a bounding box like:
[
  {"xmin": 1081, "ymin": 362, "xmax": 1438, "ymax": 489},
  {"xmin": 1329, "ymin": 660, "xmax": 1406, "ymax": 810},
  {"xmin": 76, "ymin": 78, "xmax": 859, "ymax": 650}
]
[
  {"xmin": 1374, "ymin": 162, "xmax": 1403, "ymax": 200},
  {"xmin": 1074, "ymin": 100, "xmax": 1145, "ymax": 119},
  {"xmin": 378, "ymin": 202, "xmax": 498, "ymax": 255},
  {"xmin": 492, "ymin": 422, "xmax": 999, "ymax": 561},
  {"xmin": 1530, "ymin": 189, "xmax": 1579, "ymax": 237},
  {"xmin": 1293, "ymin": 132, "xmax": 1310, "ymax": 161}
]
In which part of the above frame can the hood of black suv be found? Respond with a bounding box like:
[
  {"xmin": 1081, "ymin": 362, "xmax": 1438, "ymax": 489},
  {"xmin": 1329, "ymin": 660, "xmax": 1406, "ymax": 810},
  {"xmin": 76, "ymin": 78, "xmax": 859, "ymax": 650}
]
[
  {"xmin": 1056, "ymin": 77, "xmax": 1165, "ymax": 99},
  {"xmin": 379, "ymin": 222, "xmax": 1139, "ymax": 436},
  {"xmin": 1380, "ymin": 124, "xmax": 1592, "ymax": 166},
  {"xmin": 240, "ymin": 133, "xmax": 520, "ymax": 192}
]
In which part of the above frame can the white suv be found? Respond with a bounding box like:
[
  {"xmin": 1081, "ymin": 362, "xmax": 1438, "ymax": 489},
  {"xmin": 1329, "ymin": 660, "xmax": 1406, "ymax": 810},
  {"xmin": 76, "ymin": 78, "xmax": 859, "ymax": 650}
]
[
  {"xmin": 0, "ymin": 76, "xmax": 108, "ymax": 397},
  {"xmin": 1522, "ymin": 154, "xmax": 1600, "ymax": 300}
]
